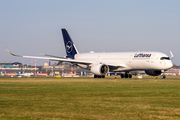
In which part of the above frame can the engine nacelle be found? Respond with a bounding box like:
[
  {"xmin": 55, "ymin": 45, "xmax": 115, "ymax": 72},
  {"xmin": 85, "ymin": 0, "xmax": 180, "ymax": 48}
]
[
  {"xmin": 145, "ymin": 70, "xmax": 161, "ymax": 76},
  {"xmin": 91, "ymin": 64, "xmax": 109, "ymax": 75}
]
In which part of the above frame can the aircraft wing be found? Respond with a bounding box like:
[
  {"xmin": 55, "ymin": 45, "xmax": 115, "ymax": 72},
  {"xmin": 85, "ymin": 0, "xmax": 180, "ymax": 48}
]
[{"xmin": 6, "ymin": 48, "xmax": 126, "ymax": 67}]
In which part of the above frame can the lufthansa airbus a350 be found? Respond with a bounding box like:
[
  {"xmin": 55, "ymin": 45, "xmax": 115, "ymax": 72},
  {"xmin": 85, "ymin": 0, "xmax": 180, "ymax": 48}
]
[{"xmin": 6, "ymin": 29, "xmax": 174, "ymax": 78}]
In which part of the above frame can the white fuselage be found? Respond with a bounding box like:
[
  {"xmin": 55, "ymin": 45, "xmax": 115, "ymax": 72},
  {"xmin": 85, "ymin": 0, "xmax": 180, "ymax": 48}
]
[{"xmin": 74, "ymin": 52, "xmax": 173, "ymax": 72}]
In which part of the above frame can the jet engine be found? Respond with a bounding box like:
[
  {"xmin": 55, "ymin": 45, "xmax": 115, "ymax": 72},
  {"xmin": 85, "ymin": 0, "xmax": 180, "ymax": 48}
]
[
  {"xmin": 145, "ymin": 70, "xmax": 161, "ymax": 76},
  {"xmin": 91, "ymin": 64, "xmax": 109, "ymax": 75}
]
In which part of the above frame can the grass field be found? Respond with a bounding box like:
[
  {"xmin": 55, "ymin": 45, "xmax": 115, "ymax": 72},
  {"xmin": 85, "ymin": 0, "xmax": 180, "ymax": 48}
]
[{"xmin": 0, "ymin": 77, "xmax": 180, "ymax": 120}]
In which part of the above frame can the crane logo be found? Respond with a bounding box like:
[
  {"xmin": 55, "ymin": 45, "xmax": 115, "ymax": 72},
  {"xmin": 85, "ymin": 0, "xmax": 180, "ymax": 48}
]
[{"xmin": 66, "ymin": 41, "xmax": 72, "ymax": 53}]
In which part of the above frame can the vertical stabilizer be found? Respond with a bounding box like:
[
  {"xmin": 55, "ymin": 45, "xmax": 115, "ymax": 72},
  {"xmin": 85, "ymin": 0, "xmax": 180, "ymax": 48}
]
[{"xmin": 61, "ymin": 29, "xmax": 79, "ymax": 59}]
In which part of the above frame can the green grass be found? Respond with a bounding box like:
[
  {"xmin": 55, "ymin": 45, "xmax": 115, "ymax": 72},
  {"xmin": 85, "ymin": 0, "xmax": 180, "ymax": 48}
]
[{"xmin": 0, "ymin": 77, "xmax": 180, "ymax": 120}]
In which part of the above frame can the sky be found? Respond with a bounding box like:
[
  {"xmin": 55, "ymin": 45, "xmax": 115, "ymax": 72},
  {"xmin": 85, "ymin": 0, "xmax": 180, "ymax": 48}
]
[{"xmin": 0, "ymin": 0, "xmax": 180, "ymax": 65}]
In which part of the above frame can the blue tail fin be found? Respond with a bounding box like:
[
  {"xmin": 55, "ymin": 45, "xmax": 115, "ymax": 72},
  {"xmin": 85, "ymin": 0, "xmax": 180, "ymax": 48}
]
[{"xmin": 61, "ymin": 29, "xmax": 79, "ymax": 59}]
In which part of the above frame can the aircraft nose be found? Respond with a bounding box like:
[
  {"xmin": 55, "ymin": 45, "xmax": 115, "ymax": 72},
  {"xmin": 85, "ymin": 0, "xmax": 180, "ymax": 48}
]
[{"xmin": 167, "ymin": 61, "xmax": 173, "ymax": 68}]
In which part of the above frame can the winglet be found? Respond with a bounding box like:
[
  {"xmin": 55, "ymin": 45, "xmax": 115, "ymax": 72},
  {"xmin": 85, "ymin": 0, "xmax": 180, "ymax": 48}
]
[
  {"xmin": 6, "ymin": 48, "xmax": 22, "ymax": 57},
  {"xmin": 170, "ymin": 51, "xmax": 174, "ymax": 60}
]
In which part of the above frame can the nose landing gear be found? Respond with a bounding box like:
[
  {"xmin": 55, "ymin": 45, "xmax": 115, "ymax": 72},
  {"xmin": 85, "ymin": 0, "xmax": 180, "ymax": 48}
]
[
  {"xmin": 161, "ymin": 70, "xmax": 166, "ymax": 79},
  {"xmin": 161, "ymin": 74, "xmax": 166, "ymax": 79}
]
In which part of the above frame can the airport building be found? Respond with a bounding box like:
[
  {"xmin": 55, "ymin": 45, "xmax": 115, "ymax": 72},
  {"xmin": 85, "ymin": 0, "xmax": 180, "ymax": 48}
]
[
  {"xmin": 0, "ymin": 61, "xmax": 91, "ymax": 77},
  {"xmin": 165, "ymin": 69, "xmax": 180, "ymax": 76},
  {"xmin": 0, "ymin": 62, "xmax": 23, "ymax": 68}
]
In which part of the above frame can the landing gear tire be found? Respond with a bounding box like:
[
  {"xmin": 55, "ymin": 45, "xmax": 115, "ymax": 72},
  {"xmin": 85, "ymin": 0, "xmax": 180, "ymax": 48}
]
[
  {"xmin": 121, "ymin": 73, "xmax": 132, "ymax": 78},
  {"xmin": 161, "ymin": 75, "xmax": 166, "ymax": 79},
  {"xmin": 98, "ymin": 76, "xmax": 102, "ymax": 78},
  {"xmin": 94, "ymin": 75, "xmax": 105, "ymax": 78},
  {"xmin": 121, "ymin": 74, "xmax": 124, "ymax": 78},
  {"xmin": 94, "ymin": 75, "xmax": 97, "ymax": 78},
  {"xmin": 129, "ymin": 74, "xmax": 132, "ymax": 78},
  {"xmin": 125, "ymin": 74, "xmax": 129, "ymax": 78}
]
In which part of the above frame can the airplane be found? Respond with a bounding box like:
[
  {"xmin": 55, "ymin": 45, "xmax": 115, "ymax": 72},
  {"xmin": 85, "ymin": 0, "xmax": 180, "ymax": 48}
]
[{"xmin": 6, "ymin": 28, "xmax": 174, "ymax": 79}]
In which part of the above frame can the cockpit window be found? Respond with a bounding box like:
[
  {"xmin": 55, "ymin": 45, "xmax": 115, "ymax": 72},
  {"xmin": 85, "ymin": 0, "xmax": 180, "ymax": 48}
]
[{"xmin": 160, "ymin": 57, "xmax": 170, "ymax": 60}]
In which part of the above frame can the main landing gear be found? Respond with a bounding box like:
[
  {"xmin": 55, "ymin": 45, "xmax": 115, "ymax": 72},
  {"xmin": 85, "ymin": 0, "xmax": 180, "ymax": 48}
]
[
  {"xmin": 94, "ymin": 75, "xmax": 105, "ymax": 78},
  {"xmin": 121, "ymin": 73, "xmax": 132, "ymax": 78}
]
